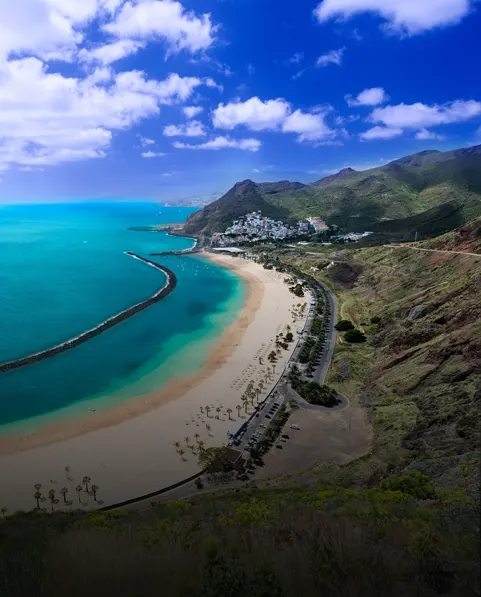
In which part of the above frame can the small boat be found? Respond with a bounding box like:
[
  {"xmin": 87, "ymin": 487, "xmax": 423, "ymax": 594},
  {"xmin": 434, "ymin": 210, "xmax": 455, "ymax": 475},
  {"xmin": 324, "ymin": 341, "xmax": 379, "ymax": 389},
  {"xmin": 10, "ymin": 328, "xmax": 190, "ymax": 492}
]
[{"xmin": 89, "ymin": 408, "xmax": 96, "ymax": 412}]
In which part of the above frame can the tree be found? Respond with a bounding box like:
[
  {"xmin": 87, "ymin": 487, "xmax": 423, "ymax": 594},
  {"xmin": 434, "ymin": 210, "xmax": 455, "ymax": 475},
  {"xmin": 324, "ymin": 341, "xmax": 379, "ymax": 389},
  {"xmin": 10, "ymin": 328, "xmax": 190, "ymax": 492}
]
[
  {"xmin": 65, "ymin": 465, "xmax": 72, "ymax": 480},
  {"xmin": 75, "ymin": 485, "xmax": 83, "ymax": 504},
  {"xmin": 91, "ymin": 485, "xmax": 99, "ymax": 502},
  {"xmin": 60, "ymin": 487, "xmax": 73, "ymax": 507},
  {"xmin": 370, "ymin": 316, "xmax": 381, "ymax": 324},
  {"xmin": 344, "ymin": 329, "xmax": 367, "ymax": 343},
  {"xmin": 226, "ymin": 408, "xmax": 233, "ymax": 420},
  {"xmin": 33, "ymin": 490, "xmax": 43, "ymax": 509},
  {"xmin": 173, "ymin": 441, "xmax": 181, "ymax": 449},
  {"xmin": 215, "ymin": 407, "xmax": 221, "ymax": 419},
  {"xmin": 335, "ymin": 319, "xmax": 354, "ymax": 331},
  {"xmin": 205, "ymin": 406, "xmax": 211, "ymax": 418},
  {"xmin": 82, "ymin": 476, "xmax": 91, "ymax": 494},
  {"xmin": 285, "ymin": 332, "xmax": 294, "ymax": 343},
  {"xmin": 236, "ymin": 405, "xmax": 242, "ymax": 418},
  {"xmin": 48, "ymin": 489, "xmax": 59, "ymax": 512},
  {"xmin": 1, "ymin": 507, "xmax": 7, "ymax": 518},
  {"xmin": 178, "ymin": 449, "xmax": 186, "ymax": 461}
]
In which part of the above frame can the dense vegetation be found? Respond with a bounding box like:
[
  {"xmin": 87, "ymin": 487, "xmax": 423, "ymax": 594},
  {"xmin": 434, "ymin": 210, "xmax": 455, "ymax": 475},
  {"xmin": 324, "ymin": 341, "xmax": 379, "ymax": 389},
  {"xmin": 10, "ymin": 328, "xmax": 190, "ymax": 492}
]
[
  {"xmin": 1, "ymin": 472, "xmax": 478, "ymax": 597},
  {"xmin": 184, "ymin": 145, "xmax": 481, "ymax": 237}
]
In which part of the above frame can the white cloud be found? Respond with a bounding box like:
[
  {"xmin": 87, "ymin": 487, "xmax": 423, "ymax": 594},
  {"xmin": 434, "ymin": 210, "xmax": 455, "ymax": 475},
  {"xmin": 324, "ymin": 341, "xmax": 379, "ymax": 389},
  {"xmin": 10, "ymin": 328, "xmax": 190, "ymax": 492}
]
[
  {"xmin": 0, "ymin": 56, "xmax": 212, "ymax": 170},
  {"xmin": 0, "ymin": 0, "xmax": 123, "ymax": 61},
  {"xmin": 183, "ymin": 105, "xmax": 204, "ymax": 118},
  {"xmin": 213, "ymin": 97, "xmax": 291, "ymax": 131},
  {"xmin": 173, "ymin": 136, "xmax": 261, "ymax": 151},
  {"xmin": 79, "ymin": 39, "xmax": 146, "ymax": 65},
  {"xmin": 314, "ymin": 0, "xmax": 473, "ymax": 35},
  {"xmin": 163, "ymin": 120, "xmax": 206, "ymax": 137},
  {"xmin": 360, "ymin": 126, "xmax": 404, "ymax": 140},
  {"xmin": 415, "ymin": 128, "xmax": 445, "ymax": 140},
  {"xmin": 282, "ymin": 110, "xmax": 335, "ymax": 143},
  {"xmin": 370, "ymin": 100, "xmax": 481, "ymax": 129},
  {"xmin": 104, "ymin": 0, "xmax": 217, "ymax": 54},
  {"xmin": 346, "ymin": 87, "xmax": 389, "ymax": 107},
  {"xmin": 316, "ymin": 47, "xmax": 345, "ymax": 67},
  {"xmin": 285, "ymin": 52, "xmax": 304, "ymax": 65},
  {"xmin": 142, "ymin": 151, "xmax": 166, "ymax": 157},
  {"xmin": 212, "ymin": 96, "xmax": 338, "ymax": 144},
  {"xmin": 139, "ymin": 136, "xmax": 155, "ymax": 146},
  {"xmin": 292, "ymin": 69, "xmax": 306, "ymax": 81}
]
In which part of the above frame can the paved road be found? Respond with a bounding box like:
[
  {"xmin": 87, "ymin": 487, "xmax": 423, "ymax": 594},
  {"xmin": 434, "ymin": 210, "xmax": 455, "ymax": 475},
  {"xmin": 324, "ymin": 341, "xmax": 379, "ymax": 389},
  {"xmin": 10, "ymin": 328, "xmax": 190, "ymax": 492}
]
[
  {"xmin": 312, "ymin": 280, "xmax": 337, "ymax": 385},
  {"xmin": 385, "ymin": 245, "xmax": 481, "ymax": 258}
]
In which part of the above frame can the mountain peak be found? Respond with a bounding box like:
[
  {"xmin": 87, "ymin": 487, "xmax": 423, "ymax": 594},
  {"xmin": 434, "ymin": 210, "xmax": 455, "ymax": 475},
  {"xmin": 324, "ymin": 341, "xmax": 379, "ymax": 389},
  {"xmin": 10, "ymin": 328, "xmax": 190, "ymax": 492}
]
[{"xmin": 313, "ymin": 167, "xmax": 358, "ymax": 186}]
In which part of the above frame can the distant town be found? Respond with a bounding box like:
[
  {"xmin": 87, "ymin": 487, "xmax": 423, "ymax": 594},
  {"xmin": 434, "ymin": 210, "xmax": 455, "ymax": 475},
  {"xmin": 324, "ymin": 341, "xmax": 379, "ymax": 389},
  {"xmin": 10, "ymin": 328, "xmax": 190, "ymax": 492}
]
[{"xmin": 211, "ymin": 210, "xmax": 373, "ymax": 247}]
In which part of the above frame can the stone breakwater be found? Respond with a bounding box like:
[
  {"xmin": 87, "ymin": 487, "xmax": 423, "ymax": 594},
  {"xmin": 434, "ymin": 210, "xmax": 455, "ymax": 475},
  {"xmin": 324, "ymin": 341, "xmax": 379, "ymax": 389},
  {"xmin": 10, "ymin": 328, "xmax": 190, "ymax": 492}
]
[{"xmin": 0, "ymin": 253, "xmax": 177, "ymax": 373}]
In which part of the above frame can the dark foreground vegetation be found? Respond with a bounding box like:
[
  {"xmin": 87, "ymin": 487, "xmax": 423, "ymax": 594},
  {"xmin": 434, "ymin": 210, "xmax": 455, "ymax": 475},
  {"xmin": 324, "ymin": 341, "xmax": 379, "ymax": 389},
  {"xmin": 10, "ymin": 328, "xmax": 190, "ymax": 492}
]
[{"xmin": 1, "ymin": 468, "xmax": 479, "ymax": 597}]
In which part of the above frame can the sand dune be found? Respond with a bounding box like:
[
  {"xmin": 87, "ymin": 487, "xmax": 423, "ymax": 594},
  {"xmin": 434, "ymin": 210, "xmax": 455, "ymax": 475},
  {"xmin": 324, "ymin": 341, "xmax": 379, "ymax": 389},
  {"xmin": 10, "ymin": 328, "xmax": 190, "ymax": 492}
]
[{"xmin": 0, "ymin": 255, "xmax": 308, "ymax": 512}]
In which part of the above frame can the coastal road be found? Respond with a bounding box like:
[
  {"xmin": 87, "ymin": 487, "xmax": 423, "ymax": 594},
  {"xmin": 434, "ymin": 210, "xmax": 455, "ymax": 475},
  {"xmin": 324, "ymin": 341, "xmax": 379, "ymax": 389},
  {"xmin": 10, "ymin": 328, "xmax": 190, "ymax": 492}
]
[
  {"xmin": 312, "ymin": 280, "xmax": 337, "ymax": 385},
  {"xmin": 385, "ymin": 245, "xmax": 481, "ymax": 258}
]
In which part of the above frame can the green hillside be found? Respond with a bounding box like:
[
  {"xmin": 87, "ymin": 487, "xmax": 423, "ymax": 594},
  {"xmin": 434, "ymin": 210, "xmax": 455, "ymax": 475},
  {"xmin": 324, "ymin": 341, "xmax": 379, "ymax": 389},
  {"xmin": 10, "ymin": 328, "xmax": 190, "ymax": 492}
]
[{"xmin": 184, "ymin": 144, "xmax": 481, "ymax": 236}]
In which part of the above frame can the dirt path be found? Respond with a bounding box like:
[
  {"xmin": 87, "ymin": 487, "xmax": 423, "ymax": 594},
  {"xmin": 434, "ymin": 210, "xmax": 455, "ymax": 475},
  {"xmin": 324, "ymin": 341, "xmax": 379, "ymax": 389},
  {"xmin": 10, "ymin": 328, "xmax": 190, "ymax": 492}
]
[{"xmin": 386, "ymin": 245, "xmax": 481, "ymax": 258}]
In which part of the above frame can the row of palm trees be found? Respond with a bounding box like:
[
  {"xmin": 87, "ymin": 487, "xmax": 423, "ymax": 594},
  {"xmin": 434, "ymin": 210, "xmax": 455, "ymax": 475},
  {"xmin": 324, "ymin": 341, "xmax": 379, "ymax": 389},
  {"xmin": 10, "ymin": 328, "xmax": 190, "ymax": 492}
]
[{"xmin": 32, "ymin": 476, "xmax": 102, "ymax": 511}]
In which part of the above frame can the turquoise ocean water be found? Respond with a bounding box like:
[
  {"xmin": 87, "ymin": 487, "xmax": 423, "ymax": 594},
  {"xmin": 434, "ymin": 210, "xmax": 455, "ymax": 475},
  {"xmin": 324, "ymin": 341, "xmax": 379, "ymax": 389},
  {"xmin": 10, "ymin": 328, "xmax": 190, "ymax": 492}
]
[{"xmin": 0, "ymin": 202, "xmax": 244, "ymax": 434}]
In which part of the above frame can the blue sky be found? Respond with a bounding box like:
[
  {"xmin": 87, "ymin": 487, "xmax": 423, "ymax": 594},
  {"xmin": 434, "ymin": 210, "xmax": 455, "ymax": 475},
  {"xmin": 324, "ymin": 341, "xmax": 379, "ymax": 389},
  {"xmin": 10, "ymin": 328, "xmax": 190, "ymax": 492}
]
[{"xmin": 0, "ymin": 0, "xmax": 480, "ymax": 203}]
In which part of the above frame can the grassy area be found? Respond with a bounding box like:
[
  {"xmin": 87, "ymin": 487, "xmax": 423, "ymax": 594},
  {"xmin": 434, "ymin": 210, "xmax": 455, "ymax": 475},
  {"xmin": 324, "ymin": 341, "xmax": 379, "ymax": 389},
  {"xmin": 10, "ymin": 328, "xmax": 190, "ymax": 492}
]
[{"xmin": 1, "ymin": 473, "xmax": 479, "ymax": 597}]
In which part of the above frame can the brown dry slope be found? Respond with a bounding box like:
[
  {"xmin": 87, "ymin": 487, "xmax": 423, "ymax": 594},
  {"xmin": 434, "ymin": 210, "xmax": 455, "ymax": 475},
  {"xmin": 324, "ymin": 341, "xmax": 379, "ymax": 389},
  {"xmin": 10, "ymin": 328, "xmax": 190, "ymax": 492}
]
[{"xmin": 324, "ymin": 226, "xmax": 480, "ymax": 486}]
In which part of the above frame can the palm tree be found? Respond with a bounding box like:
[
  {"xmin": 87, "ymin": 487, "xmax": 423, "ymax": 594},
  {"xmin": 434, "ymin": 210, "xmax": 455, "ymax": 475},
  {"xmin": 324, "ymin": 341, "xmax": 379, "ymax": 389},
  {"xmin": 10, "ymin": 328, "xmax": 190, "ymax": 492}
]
[
  {"xmin": 82, "ymin": 476, "xmax": 91, "ymax": 494},
  {"xmin": 197, "ymin": 439, "xmax": 205, "ymax": 453},
  {"xmin": 75, "ymin": 485, "xmax": 83, "ymax": 504},
  {"xmin": 33, "ymin": 490, "xmax": 43, "ymax": 510},
  {"xmin": 236, "ymin": 404, "xmax": 242, "ymax": 418},
  {"xmin": 48, "ymin": 489, "xmax": 59, "ymax": 512},
  {"xmin": 215, "ymin": 407, "xmax": 221, "ymax": 419},
  {"xmin": 91, "ymin": 485, "xmax": 99, "ymax": 502},
  {"xmin": 206, "ymin": 423, "xmax": 212, "ymax": 436},
  {"xmin": 200, "ymin": 406, "xmax": 204, "ymax": 414},
  {"xmin": 194, "ymin": 433, "xmax": 200, "ymax": 442},
  {"xmin": 173, "ymin": 441, "xmax": 181, "ymax": 449},
  {"xmin": 184, "ymin": 436, "xmax": 190, "ymax": 447},
  {"xmin": 205, "ymin": 406, "xmax": 211, "ymax": 418},
  {"xmin": 226, "ymin": 408, "xmax": 233, "ymax": 420},
  {"xmin": 1, "ymin": 507, "xmax": 7, "ymax": 518},
  {"xmin": 60, "ymin": 487, "xmax": 73, "ymax": 506},
  {"xmin": 178, "ymin": 448, "xmax": 186, "ymax": 461}
]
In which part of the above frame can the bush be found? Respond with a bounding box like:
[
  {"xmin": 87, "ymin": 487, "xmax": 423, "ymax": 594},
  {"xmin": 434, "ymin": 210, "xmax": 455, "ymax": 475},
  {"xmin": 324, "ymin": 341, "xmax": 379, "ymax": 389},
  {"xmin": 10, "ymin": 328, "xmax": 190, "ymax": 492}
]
[
  {"xmin": 380, "ymin": 471, "xmax": 437, "ymax": 500},
  {"xmin": 344, "ymin": 329, "xmax": 367, "ymax": 343},
  {"xmin": 335, "ymin": 319, "xmax": 354, "ymax": 331},
  {"xmin": 370, "ymin": 316, "xmax": 381, "ymax": 324}
]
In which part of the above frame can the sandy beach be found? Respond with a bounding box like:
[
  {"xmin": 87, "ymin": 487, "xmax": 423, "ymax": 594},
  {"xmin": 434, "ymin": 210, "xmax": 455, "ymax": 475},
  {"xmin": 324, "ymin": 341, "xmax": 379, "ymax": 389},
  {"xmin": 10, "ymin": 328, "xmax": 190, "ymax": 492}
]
[{"xmin": 0, "ymin": 254, "xmax": 308, "ymax": 512}]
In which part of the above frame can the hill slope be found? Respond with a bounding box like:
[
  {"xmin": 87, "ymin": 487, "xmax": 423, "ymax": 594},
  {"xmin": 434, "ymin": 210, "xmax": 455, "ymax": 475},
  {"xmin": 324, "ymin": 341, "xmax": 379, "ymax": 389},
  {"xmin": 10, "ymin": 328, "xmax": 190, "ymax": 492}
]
[{"xmin": 184, "ymin": 144, "xmax": 481, "ymax": 236}]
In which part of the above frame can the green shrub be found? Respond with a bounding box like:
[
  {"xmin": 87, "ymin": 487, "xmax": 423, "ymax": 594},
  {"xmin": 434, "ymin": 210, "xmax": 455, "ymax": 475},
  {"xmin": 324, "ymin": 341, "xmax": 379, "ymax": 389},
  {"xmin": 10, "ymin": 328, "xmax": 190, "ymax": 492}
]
[
  {"xmin": 380, "ymin": 471, "xmax": 437, "ymax": 500},
  {"xmin": 335, "ymin": 319, "xmax": 355, "ymax": 331},
  {"xmin": 344, "ymin": 329, "xmax": 367, "ymax": 343}
]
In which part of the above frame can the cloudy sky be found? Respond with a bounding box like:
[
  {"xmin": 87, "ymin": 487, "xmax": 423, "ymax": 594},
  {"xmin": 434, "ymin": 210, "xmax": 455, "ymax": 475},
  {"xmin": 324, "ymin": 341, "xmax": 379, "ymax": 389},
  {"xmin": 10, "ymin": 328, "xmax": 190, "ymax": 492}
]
[{"xmin": 1, "ymin": 0, "xmax": 480, "ymax": 202}]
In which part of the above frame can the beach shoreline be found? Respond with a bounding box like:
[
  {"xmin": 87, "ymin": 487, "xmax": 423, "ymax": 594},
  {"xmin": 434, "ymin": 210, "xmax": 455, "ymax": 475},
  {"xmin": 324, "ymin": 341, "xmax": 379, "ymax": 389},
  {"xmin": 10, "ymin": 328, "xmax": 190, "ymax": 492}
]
[
  {"xmin": 0, "ymin": 253, "xmax": 261, "ymax": 457},
  {"xmin": 0, "ymin": 255, "xmax": 308, "ymax": 512}
]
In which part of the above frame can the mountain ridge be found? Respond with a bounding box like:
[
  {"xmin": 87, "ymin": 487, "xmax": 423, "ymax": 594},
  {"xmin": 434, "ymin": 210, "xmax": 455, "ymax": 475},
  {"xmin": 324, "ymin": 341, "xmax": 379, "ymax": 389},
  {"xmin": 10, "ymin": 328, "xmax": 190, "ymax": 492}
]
[{"xmin": 184, "ymin": 144, "xmax": 481, "ymax": 238}]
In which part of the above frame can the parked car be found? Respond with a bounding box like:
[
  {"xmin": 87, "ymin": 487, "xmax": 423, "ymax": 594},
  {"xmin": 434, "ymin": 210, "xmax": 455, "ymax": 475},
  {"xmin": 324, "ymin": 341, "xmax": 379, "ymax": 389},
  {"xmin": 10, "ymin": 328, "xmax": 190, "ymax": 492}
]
[
  {"xmin": 265, "ymin": 415, "xmax": 271, "ymax": 419},
  {"xmin": 275, "ymin": 445, "xmax": 283, "ymax": 449},
  {"xmin": 290, "ymin": 424, "xmax": 300, "ymax": 430},
  {"xmin": 259, "ymin": 424, "xmax": 267, "ymax": 429}
]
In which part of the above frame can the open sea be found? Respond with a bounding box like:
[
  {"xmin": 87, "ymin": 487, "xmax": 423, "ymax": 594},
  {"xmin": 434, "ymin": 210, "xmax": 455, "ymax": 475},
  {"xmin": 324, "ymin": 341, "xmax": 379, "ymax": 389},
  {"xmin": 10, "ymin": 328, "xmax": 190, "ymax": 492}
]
[{"xmin": 0, "ymin": 202, "xmax": 244, "ymax": 434}]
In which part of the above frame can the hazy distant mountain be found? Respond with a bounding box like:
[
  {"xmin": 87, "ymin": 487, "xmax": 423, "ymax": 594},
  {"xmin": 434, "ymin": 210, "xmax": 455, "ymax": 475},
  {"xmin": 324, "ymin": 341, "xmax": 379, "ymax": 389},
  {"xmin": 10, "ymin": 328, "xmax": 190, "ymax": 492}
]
[{"xmin": 184, "ymin": 144, "xmax": 481, "ymax": 237}]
